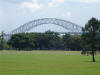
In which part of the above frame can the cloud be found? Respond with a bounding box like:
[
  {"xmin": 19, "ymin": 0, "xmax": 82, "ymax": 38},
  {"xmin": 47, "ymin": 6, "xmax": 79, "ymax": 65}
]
[
  {"xmin": 71, "ymin": 0, "xmax": 100, "ymax": 3},
  {"xmin": 0, "ymin": 0, "xmax": 31, "ymax": 4},
  {"xmin": 21, "ymin": 0, "xmax": 43, "ymax": 13},
  {"xmin": 62, "ymin": 11, "xmax": 72, "ymax": 18},
  {"xmin": 48, "ymin": 0, "xmax": 64, "ymax": 7}
]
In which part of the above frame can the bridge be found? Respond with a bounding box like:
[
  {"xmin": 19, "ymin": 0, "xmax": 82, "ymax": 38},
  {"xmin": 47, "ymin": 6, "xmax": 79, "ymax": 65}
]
[{"xmin": 1, "ymin": 18, "xmax": 82, "ymax": 40}]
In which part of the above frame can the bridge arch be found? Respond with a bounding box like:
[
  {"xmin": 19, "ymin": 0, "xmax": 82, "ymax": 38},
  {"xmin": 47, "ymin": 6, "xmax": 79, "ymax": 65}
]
[{"xmin": 9, "ymin": 18, "xmax": 82, "ymax": 34}]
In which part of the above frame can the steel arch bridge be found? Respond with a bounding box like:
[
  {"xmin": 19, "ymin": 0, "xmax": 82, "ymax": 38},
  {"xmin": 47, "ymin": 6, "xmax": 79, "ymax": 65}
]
[{"xmin": 8, "ymin": 18, "xmax": 82, "ymax": 35}]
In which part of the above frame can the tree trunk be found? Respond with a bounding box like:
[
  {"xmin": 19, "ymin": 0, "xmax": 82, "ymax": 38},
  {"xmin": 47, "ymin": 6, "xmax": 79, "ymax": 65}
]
[{"xmin": 92, "ymin": 50, "xmax": 95, "ymax": 62}]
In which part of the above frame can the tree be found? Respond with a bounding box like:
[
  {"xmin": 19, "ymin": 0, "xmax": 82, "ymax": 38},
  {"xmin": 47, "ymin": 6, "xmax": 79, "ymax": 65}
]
[
  {"xmin": 62, "ymin": 34, "xmax": 72, "ymax": 50},
  {"xmin": 45, "ymin": 31, "xmax": 62, "ymax": 50},
  {"xmin": 70, "ymin": 35, "xmax": 82, "ymax": 50},
  {"xmin": 0, "ymin": 37, "xmax": 2, "ymax": 50},
  {"xmin": 33, "ymin": 31, "xmax": 62, "ymax": 50},
  {"xmin": 62, "ymin": 34, "xmax": 82, "ymax": 50},
  {"xmin": 33, "ymin": 33, "xmax": 48, "ymax": 50},
  {"xmin": 0, "ymin": 31, "xmax": 7, "ymax": 50},
  {"xmin": 8, "ymin": 33, "xmax": 34, "ymax": 50},
  {"xmin": 81, "ymin": 17, "xmax": 100, "ymax": 62}
]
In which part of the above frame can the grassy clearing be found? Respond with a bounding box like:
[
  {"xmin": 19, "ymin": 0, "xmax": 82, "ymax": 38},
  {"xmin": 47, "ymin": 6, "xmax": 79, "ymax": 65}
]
[{"xmin": 0, "ymin": 51, "xmax": 100, "ymax": 75}]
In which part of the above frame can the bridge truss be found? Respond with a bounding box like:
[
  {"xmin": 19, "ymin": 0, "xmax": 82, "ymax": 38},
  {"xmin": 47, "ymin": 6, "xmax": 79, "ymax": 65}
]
[
  {"xmin": 2, "ymin": 18, "xmax": 82, "ymax": 40},
  {"xmin": 9, "ymin": 18, "xmax": 82, "ymax": 34}
]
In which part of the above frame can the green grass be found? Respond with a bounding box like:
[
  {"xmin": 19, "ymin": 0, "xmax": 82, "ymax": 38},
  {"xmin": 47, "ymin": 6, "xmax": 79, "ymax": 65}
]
[{"xmin": 0, "ymin": 51, "xmax": 100, "ymax": 75}]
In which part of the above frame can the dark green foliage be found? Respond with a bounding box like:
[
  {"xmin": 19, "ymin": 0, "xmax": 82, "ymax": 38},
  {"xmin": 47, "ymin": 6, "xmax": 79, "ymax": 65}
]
[
  {"xmin": 62, "ymin": 34, "xmax": 72, "ymax": 50},
  {"xmin": 81, "ymin": 17, "xmax": 100, "ymax": 62},
  {"xmin": 8, "ymin": 33, "xmax": 34, "ymax": 50},
  {"xmin": 7, "ymin": 31, "xmax": 82, "ymax": 50},
  {"xmin": 0, "ymin": 31, "xmax": 10, "ymax": 50},
  {"xmin": 62, "ymin": 34, "xmax": 82, "ymax": 50},
  {"xmin": 70, "ymin": 35, "xmax": 82, "ymax": 50}
]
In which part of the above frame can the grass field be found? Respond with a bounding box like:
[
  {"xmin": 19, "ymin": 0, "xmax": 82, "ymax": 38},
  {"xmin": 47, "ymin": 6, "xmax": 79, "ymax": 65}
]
[{"xmin": 0, "ymin": 50, "xmax": 100, "ymax": 75}]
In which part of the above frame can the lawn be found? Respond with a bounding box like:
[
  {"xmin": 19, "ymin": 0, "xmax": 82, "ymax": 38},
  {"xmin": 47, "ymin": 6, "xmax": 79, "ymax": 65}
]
[{"xmin": 0, "ymin": 50, "xmax": 100, "ymax": 75}]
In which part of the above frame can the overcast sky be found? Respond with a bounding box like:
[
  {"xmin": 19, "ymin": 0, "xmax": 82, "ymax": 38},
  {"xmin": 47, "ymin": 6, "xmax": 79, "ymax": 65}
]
[{"xmin": 0, "ymin": 0, "xmax": 100, "ymax": 33}]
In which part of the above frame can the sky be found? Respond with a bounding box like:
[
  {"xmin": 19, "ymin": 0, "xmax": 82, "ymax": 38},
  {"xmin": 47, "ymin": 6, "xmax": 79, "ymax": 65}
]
[{"xmin": 0, "ymin": 0, "xmax": 100, "ymax": 33}]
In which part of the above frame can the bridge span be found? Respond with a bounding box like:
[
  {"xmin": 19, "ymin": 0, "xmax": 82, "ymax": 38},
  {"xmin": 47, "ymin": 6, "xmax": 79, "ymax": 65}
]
[{"xmin": 1, "ymin": 18, "xmax": 82, "ymax": 40}]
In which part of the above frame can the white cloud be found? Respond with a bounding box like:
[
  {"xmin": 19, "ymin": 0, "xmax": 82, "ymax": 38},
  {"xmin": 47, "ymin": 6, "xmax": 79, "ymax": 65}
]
[
  {"xmin": 48, "ymin": 0, "xmax": 64, "ymax": 7},
  {"xmin": 21, "ymin": 0, "xmax": 43, "ymax": 13},
  {"xmin": 62, "ymin": 11, "xmax": 72, "ymax": 18},
  {"xmin": 71, "ymin": 0, "xmax": 100, "ymax": 3}
]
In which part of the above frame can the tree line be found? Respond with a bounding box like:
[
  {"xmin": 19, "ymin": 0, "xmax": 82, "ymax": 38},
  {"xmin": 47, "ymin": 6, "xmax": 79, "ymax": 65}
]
[
  {"xmin": 0, "ymin": 31, "xmax": 82, "ymax": 50},
  {"xmin": 0, "ymin": 17, "xmax": 100, "ymax": 62}
]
